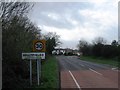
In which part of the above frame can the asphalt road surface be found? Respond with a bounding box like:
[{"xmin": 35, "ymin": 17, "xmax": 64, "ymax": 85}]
[{"xmin": 56, "ymin": 55, "xmax": 119, "ymax": 90}]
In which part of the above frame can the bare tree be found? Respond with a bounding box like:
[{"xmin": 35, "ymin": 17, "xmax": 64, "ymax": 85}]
[
  {"xmin": 1, "ymin": 2, "xmax": 32, "ymax": 19},
  {"xmin": 1, "ymin": 2, "xmax": 39, "ymax": 88},
  {"xmin": 43, "ymin": 32, "xmax": 61, "ymax": 54},
  {"xmin": 77, "ymin": 39, "xmax": 88, "ymax": 49},
  {"xmin": 92, "ymin": 37, "xmax": 107, "ymax": 45}
]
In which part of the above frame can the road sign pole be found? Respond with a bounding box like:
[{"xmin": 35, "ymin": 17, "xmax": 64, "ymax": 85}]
[
  {"xmin": 30, "ymin": 59, "xmax": 32, "ymax": 85},
  {"xmin": 37, "ymin": 59, "xmax": 40, "ymax": 85},
  {"xmin": 40, "ymin": 59, "xmax": 41, "ymax": 79}
]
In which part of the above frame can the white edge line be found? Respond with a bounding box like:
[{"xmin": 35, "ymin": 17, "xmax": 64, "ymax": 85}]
[
  {"xmin": 69, "ymin": 70, "xmax": 81, "ymax": 89},
  {"xmin": 89, "ymin": 68, "xmax": 102, "ymax": 75}
]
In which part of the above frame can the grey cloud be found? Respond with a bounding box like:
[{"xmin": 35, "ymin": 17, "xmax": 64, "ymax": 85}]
[
  {"xmin": 31, "ymin": 11, "xmax": 75, "ymax": 29},
  {"xmin": 106, "ymin": 25, "xmax": 118, "ymax": 41},
  {"xmin": 29, "ymin": 2, "xmax": 94, "ymax": 29},
  {"xmin": 60, "ymin": 39, "xmax": 78, "ymax": 49},
  {"xmin": 28, "ymin": 2, "xmax": 118, "ymax": 48},
  {"xmin": 33, "ymin": 2, "xmax": 93, "ymax": 13}
]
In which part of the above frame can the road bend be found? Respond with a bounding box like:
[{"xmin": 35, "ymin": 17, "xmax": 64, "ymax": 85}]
[{"xmin": 56, "ymin": 56, "xmax": 119, "ymax": 90}]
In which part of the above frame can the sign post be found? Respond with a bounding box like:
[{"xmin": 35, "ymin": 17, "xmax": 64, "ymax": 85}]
[
  {"xmin": 37, "ymin": 59, "xmax": 40, "ymax": 85},
  {"xmin": 22, "ymin": 39, "xmax": 46, "ymax": 86},
  {"xmin": 22, "ymin": 53, "xmax": 41, "ymax": 85},
  {"xmin": 30, "ymin": 59, "xmax": 32, "ymax": 85},
  {"xmin": 33, "ymin": 40, "xmax": 46, "ymax": 86}
]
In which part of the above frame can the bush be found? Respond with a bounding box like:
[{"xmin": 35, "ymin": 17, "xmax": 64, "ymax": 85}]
[{"xmin": 2, "ymin": 2, "xmax": 39, "ymax": 88}]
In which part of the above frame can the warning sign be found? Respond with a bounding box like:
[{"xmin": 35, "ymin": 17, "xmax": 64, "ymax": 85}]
[{"xmin": 33, "ymin": 40, "xmax": 46, "ymax": 52}]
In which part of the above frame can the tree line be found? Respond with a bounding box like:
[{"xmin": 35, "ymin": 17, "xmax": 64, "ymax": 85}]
[
  {"xmin": 1, "ymin": 2, "xmax": 60, "ymax": 88},
  {"xmin": 77, "ymin": 37, "xmax": 120, "ymax": 60}
]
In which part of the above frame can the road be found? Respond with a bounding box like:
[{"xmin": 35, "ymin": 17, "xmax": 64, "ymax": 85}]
[{"xmin": 56, "ymin": 55, "xmax": 119, "ymax": 90}]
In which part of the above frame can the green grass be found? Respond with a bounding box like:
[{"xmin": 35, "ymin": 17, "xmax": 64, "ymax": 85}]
[
  {"xmin": 80, "ymin": 56, "xmax": 118, "ymax": 68},
  {"xmin": 33, "ymin": 56, "xmax": 59, "ymax": 89}
]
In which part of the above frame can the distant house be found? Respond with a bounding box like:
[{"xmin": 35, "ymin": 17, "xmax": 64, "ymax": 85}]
[
  {"xmin": 65, "ymin": 48, "xmax": 73, "ymax": 54},
  {"xmin": 52, "ymin": 48, "xmax": 79, "ymax": 55},
  {"xmin": 52, "ymin": 48, "xmax": 65, "ymax": 55},
  {"xmin": 72, "ymin": 49, "xmax": 78, "ymax": 55}
]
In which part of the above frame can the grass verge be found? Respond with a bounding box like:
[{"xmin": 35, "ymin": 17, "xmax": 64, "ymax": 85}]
[
  {"xmin": 80, "ymin": 56, "xmax": 118, "ymax": 68},
  {"xmin": 33, "ymin": 56, "xmax": 59, "ymax": 89}
]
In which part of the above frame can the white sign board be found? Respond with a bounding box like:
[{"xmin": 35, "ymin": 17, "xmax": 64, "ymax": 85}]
[{"xmin": 22, "ymin": 52, "xmax": 45, "ymax": 59}]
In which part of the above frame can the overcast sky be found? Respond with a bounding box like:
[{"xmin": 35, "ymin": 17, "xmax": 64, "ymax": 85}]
[{"xmin": 28, "ymin": 0, "xmax": 119, "ymax": 49}]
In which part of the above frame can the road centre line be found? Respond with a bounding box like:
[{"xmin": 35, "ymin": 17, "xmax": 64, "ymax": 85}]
[
  {"xmin": 69, "ymin": 70, "xmax": 81, "ymax": 90},
  {"xmin": 89, "ymin": 68, "xmax": 103, "ymax": 75}
]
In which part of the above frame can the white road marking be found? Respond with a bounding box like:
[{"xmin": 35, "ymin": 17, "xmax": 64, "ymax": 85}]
[
  {"xmin": 112, "ymin": 68, "xmax": 117, "ymax": 70},
  {"xmin": 89, "ymin": 68, "xmax": 102, "ymax": 75},
  {"xmin": 111, "ymin": 67, "xmax": 119, "ymax": 72},
  {"xmin": 69, "ymin": 70, "xmax": 81, "ymax": 90},
  {"xmin": 81, "ymin": 64, "xmax": 84, "ymax": 67},
  {"xmin": 112, "ymin": 68, "xmax": 118, "ymax": 72}
]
